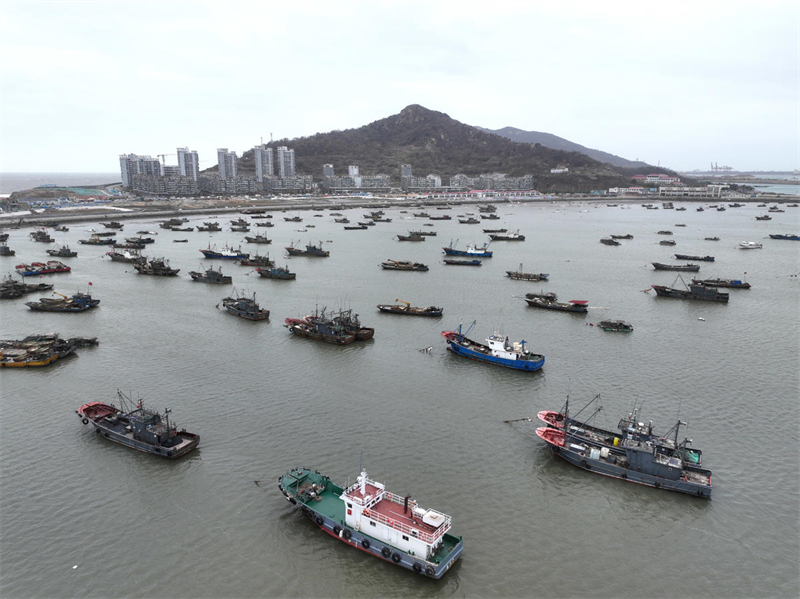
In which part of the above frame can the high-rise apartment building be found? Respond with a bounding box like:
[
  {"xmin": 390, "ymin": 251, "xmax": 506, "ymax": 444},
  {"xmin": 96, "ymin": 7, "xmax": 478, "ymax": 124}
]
[
  {"xmin": 254, "ymin": 145, "xmax": 274, "ymax": 182},
  {"xmin": 217, "ymin": 148, "xmax": 237, "ymax": 180},
  {"xmin": 348, "ymin": 165, "xmax": 359, "ymax": 177},
  {"xmin": 322, "ymin": 164, "xmax": 334, "ymax": 177},
  {"xmin": 277, "ymin": 146, "xmax": 295, "ymax": 178},
  {"xmin": 119, "ymin": 154, "xmax": 162, "ymax": 188},
  {"xmin": 400, "ymin": 164, "xmax": 412, "ymax": 178},
  {"xmin": 177, "ymin": 147, "xmax": 199, "ymax": 181}
]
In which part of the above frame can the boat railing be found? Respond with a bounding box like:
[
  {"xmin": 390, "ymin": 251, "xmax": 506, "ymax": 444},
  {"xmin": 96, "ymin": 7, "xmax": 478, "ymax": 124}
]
[{"xmin": 364, "ymin": 498, "xmax": 451, "ymax": 545}]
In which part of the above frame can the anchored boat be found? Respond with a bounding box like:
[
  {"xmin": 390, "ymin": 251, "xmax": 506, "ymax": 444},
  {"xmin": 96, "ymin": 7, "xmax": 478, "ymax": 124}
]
[
  {"xmin": 377, "ymin": 300, "xmax": 442, "ymax": 317},
  {"xmin": 652, "ymin": 262, "xmax": 700, "ymax": 272},
  {"xmin": 15, "ymin": 261, "xmax": 71, "ymax": 277},
  {"xmin": 278, "ymin": 468, "xmax": 463, "ymax": 579},
  {"xmin": 77, "ymin": 390, "xmax": 198, "ymax": 458},
  {"xmin": 524, "ymin": 292, "xmax": 588, "ymax": 313},
  {"xmin": 506, "ymin": 264, "xmax": 548, "ymax": 281},
  {"xmin": 442, "ymin": 241, "xmax": 492, "ymax": 257},
  {"xmin": 441, "ymin": 321, "xmax": 544, "ymax": 371},
  {"xmin": 257, "ymin": 265, "xmax": 296, "ymax": 280},
  {"xmin": 535, "ymin": 398, "xmax": 711, "ymax": 498},
  {"xmin": 221, "ymin": 292, "xmax": 270, "ymax": 320},
  {"xmin": 380, "ymin": 260, "xmax": 428, "ymax": 271},
  {"xmin": 189, "ymin": 266, "xmax": 232, "ymax": 284},
  {"xmin": 651, "ymin": 276, "xmax": 728, "ymax": 302},
  {"xmin": 25, "ymin": 291, "xmax": 100, "ymax": 312}
]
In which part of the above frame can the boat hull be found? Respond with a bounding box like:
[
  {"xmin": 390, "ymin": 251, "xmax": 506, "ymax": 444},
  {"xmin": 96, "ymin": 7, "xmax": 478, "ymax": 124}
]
[
  {"xmin": 443, "ymin": 334, "xmax": 544, "ymax": 372},
  {"xmin": 287, "ymin": 323, "xmax": 356, "ymax": 344}
]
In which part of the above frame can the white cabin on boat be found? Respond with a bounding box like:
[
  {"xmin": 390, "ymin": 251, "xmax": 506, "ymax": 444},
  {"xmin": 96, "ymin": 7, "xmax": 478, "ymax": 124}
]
[{"xmin": 340, "ymin": 471, "xmax": 451, "ymax": 561}]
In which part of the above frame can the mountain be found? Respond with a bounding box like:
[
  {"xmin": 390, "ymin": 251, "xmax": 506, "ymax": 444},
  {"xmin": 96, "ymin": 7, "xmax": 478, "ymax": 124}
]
[
  {"xmin": 475, "ymin": 126, "xmax": 647, "ymax": 169},
  {"xmin": 213, "ymin": 105, "xmax": 651, "ymax": 192}
]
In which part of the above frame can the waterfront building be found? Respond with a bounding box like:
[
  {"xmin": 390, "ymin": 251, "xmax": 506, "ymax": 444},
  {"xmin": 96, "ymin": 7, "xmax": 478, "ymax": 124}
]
[
  {"xmin": 177, "ymin": 147, "xmax": 199, "ymax": 181},
  {"xmin": 277, "ymin": 146, "xmax": 295, "ymax": 178},
  {"xmin": 217, "ymin": 148, "xmax": 238, "ymax": 180},
  {"xmin": 254, "ymin": 145, "xmax": 274, "ymax": 182},
  {"xmin": 634, "ymin": 174, "xmax": 682, "ymax": 184},
  {"xmin": 119, "ymin": 154, "xmax": 162, "ymax": 188}
]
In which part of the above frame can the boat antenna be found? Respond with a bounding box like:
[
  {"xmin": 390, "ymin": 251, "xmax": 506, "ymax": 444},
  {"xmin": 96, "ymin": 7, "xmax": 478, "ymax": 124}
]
[{"xmin": 359, "ymin": 451, "xmax": 363, "ymax": 474}]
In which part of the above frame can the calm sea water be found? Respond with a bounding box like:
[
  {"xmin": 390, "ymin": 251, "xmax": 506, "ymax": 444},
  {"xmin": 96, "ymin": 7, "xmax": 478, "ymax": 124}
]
[{"xmin": 1, "ymin": 202, "xmax": 799, "ymax": 598}]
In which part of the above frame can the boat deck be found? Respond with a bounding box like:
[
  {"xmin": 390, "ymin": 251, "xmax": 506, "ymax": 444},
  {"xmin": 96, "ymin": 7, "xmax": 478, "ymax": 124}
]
[{"xmin": 345, "ymin": 482, "xmax": 442, "ymax": 536}]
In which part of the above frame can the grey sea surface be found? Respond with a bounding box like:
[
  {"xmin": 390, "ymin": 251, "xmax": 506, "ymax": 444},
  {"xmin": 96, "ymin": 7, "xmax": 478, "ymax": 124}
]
[{"xmin": 1, "ymin": 202, "xmax": 799, "ymax": 598}]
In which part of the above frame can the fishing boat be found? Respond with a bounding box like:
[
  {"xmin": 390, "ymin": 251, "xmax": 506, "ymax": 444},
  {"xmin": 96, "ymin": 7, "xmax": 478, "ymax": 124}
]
[
  {"xmin": 285, "ymin": 241, "xmax": 330, "ymax": 257},
  {"xmin": 254, "ymin": 221, "xmax": 275, "ymax": 228},
  {"xmin": 284, "ymin": 215, "xmax": 303, "ymax": 222},
  {"xmin": 380, "ymin": 260, "xmax": 428, "ymax": 271},
  {"xmin": 600, "ymin": 238, "xmax": 620, "ymax": 246},
  {"xmin": 428, "ymin": 215, "xmax": 451, "ymax": 220},
  {"xmin": 657, "ymin": 230, "xmax": 673, "ymax": 235},
  {"xmin": 397, "ymin": 232, "xmax": 426, "ymax": 241},
  {"xmin": 755, "ymin": 215, "xmax": 772, "ymax": 221},
  {"xmin": 46, "ymin": 245, "xmax": 78, "ymax": 258},
  {"xmin": 334, "ymin": 217, "xmax": 350, "ymax": 223},
  {"xmin": 377, "ymin": 300, "xmax": 442, "ymax": 317},
  {"xmin": 231, "ymin": 225, "xmax": 250, "ymax": 232},
  {"xmin": 524, "ymin": 292, "xmax": 588, "ymax": 313},
  {"xmin": 77, "ymin": 390, "xmax": 198, "ymax": 458},
  {"xmin": 659, "ymin": 240, "xmax": 676, "ymax": 246},
  {"xmin": 230, "ymin": 218, "xmax": 249, "ymax": 227},
  {"xmin": 100, "ymin": 221, "xmax": 124, "ymax": 229},
  {"xmin": 114, "ymin": 242, "xmax": 145, "ymax": 250},
  {"xmin": 357, "ymin": 221, "xmax": 375, "ymax": 226},
  {"xmin": 160, "ymin": 218, "xmax": 187, "ymax": 229},
  {"xmin": 125, "ymin": 236, "xmax": 155, "ymax": 244},
  {"xmin": 597, "ymin": 320, "xmax": 633, "ymax": 332},
  {"xmin": 200, "ymin": 244, "xmax": 249, "ymax": 259},
  {"xmin": 244, "ymin": 234, "xmax": 272, "ymax": 244},
  {"xmin": 0, "ymin": 276, "xmax": 54, "ymax": 300},
  {"xmin": 483, "ymin": 228, "xmax": 507, "ymax": 234},
  {"xmin": 15, "ymin": 261, "xmax": 71, "ymax": 277},
  {"xmin": 738, "ymin": 241, "xmax": 762, "ymax": 249},
  {"xmin": 25, "ymin": 291, "xmax": 100, "ymax": 312},
  {"xmin": 409, "ymin": 229, "xmax": 436, "ymax": 236},
  {"xmin": 196, "ymin": 221, "xmax": 222, "ymax": 231},
  {"xmin": 189, "ymin": 266, "xmax": 232, "ymax": 284},
  {"xmin": 277, "ymin": 468, "xmax": 463, "ymax": 579},
  {"xmin": 221, "ymin": 292, "xmax": 270, "ymax": 320},
  {"xmin": 442, "ymin": 241, "xmax": 492, "ymax": 257},
  {"xmin": 489, "ymin": 230, "xmax": 525, "ymax": 241},
  {"xmin": 238, "ymin": 253, "xmax": 275, "ymax": 267},
  {"xmin": 174, "ymin": 239, "xmax": 188, "ymax": 243},
  {"xmin": 441, "ymin": 321, "xmax": 544, "ymax": 371},
  {"xmin": 285, "ymin": 307, "xmax": 372, "ymax": 344},
  {"xmin": 170, "ymin": 226, "xmax": 194, "ymax": 232},
  {"xmin": 134, "ymin": 258, "xmax": 180, "ymax": 276},
  {"xmin": 536, "ymin": 411, "xmax": 711, "ymax": 497},
  {"xmin": 691, "ymin": 278, "xmax": 751, "ymax": 289},
  {"xmin": 704, "ymin": 237, "xmax": 720, "ymax": 241},
  {"xmin": 0, "ymin": 245, "xmax": 15, "ymax": 256},
  {"xmin": 106, "ymin": 249, "xmax": 143, "ymax": 263},
  {"xmin": 458, "ymin": 217, "xmax": 479, "ymax": 224},
  {"xmin": 1, "ymin": 333, "xmax": 97, "ymax": 367},
  {"xmin": 652, "ymin": 262, "xmax": 700, "ymax": 272},
  {"xmin": 480, "ymin": 213, "xmax": 500, "ymax": 220},
  {"xmin": 443, "ymin": 259, "xmax": 481, "ymax": 266},
  {"xmin": 79, "ymin": 235, "xmax": 116, "ymax": 245},
  {"xmin": 674, "ymin": 254, "xmax": 714, "ymax": 262},
  {"xmin": 651, "ymin": 276, "xmax": 729, "ymax": 302},
  {"xmin": 344, "ymin": 225, "xmax": 368, "ymax": 230},
  {"xmin": 769, "ymin": 234, "xmax": 800, "ymax": 240},
  {"xmin": 257, "ymin": 265, "xmax": 296, "ymax": 280},
  {"xmin": 505, "ymin": 264, "xmax": 548, "ymax": 281},
  {"xmin": 29, "ymin": 230, "xmax": 54, "ymax": 242},
  {"xmin": 611, "ymin": 234, "xmax": 633, "ymax": 240}
]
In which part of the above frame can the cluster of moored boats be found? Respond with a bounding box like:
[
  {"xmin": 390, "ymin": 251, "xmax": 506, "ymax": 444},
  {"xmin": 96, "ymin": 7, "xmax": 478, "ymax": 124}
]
[{"xmin": 6, "ymin": 199, "xmax": 796, "ymax": 582}]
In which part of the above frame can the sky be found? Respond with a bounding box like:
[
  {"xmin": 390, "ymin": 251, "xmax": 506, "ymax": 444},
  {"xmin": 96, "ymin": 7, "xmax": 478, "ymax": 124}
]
[{"xmin": 0, "ymin": 0, "xmax": 797, "ymax": 174}]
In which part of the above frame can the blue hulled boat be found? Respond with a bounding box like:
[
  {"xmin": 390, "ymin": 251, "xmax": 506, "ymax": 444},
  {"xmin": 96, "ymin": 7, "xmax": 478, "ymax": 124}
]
[{"xmin": 441, "ymin": 322, "xmax": 544, "ymax": 371}]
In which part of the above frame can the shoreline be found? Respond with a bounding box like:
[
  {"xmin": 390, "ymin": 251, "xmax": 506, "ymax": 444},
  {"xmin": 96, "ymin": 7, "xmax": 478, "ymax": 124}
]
[{"xmin": 1, "ymin": 193, "xmax": 797, "ymax": 230}]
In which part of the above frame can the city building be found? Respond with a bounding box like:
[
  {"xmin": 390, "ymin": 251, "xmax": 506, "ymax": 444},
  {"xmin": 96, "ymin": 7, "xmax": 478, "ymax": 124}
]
[
  {"xmin": 119, "ymin": 154, "xmax": 162, "ymax": 188},
  {"xmin": 254, "ymin": 145, "xmax": 274, "ymax": 182},
  {"xmin": 550, "ymin": 166, "xmax": 569, "ymax": 174},
  {"xmin": 348, "ymin": 165, "xmax": 359, "ymax": 177},
  {"xmin": 400, "ymin": 164, "xmax": 412, "ymax": 178},
  {"xmin": 277, "ymin": 146, "xmax": 295, "ymax": 178},
  {"xmin": 322, "ymin": 164, "xmax": 334, "ymax": 177},
  {"xmin": 177, "ymin": 147, "xmax": 199, "ymax": 181},
  {"xmin": 217, "ymin": 148, "xmax": 238, "ymax": 180}
]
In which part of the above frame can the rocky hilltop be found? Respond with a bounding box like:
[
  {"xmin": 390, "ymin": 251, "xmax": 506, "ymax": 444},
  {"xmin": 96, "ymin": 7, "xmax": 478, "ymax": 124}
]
[{"xmin": 211, "ymin": 105, "xmax": 678, "ymax": 192}]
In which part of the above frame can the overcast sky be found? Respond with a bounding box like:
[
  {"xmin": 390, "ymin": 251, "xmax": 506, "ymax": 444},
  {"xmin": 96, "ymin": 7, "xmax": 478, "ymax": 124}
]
[{"xmin": 1, "ymin": 0, "xmax": 797, "ymax": 173}]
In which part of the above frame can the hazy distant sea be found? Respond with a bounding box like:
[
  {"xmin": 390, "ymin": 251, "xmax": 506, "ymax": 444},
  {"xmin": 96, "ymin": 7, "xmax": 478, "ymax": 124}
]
[{"xmin": 0, "ymin": 173, "xmax": 120, "ymax": 194}]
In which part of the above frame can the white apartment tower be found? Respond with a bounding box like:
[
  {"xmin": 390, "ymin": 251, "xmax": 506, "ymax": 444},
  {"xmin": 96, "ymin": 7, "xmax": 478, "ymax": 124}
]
[
  {"xmin": 401, "ymin": 164, "xmax": 412, "ymax": 178},
  {"xmin": 254, "ymin": 145, "xmax": 274, "ymax": 182},
  {"xmin": 348, "ymin": 165, "xmax": 359, "ymax": 177},
  {"xmin": 119, "ymin": 154, "xmax": 162, "ymax": 187},
  {"xmin": 322, "ymin": 164, "xmax": 334, "ymax": 177},
  {"xmin": 177, "ymin": 147, "xmax": 199, "ymax": 181},
  {"xmin": 217, "ymin": 148, "xmax": 237, "ymax": 180},
  {"xmin": 277, "ymin": 146, "xmax": 295, "ymax": 178}
]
